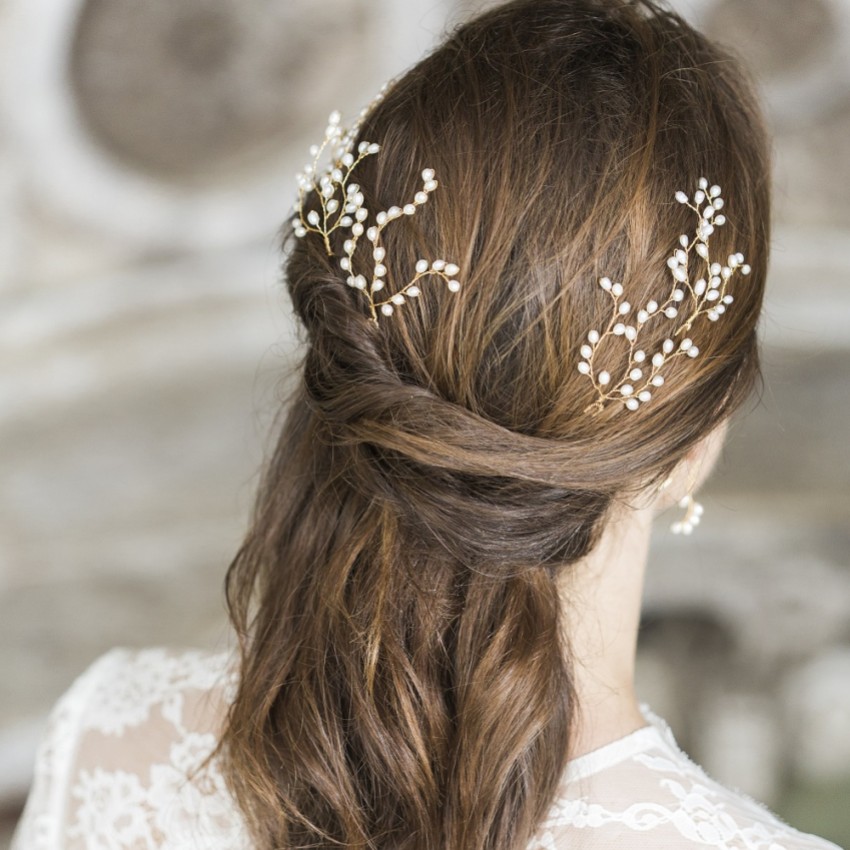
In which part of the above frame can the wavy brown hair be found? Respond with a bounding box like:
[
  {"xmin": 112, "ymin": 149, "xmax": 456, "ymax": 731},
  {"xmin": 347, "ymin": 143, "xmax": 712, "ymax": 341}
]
[{"xmin": 217, "ymin": 1, "xmax": 772, "ymax": 848}]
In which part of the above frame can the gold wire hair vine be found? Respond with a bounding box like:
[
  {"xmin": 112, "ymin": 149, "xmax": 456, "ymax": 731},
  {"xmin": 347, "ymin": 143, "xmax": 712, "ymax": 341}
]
[
  {"xmin": 291, "ymin": 90, "xmax": 462, "ymax": 325},
  {"xmin": 578, "ymin": 179, "xmax": 752, "ymax": 414}
]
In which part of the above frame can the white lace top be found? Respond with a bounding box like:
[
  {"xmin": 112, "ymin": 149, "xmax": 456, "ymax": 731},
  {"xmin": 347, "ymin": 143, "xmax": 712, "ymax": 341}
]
[{"xmin": 11, "ymin": 647, "xmax": 843, "ymax": 850}]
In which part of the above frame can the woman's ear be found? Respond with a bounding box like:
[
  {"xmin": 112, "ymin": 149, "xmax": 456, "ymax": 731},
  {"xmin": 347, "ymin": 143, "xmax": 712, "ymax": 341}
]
[{"xmin": 650, "ymin": 419, "xmax": 729, "ymax": 517}]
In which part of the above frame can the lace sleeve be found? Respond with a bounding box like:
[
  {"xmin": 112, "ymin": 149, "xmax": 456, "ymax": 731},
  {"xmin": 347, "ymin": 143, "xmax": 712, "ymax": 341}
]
[
  {"xmin": 10, "ymin": 650, "xmax": 125, "ymax": 850},
  {"xmin": 10, "ymin": 647, "xmax": 248, "ymax": 850}
]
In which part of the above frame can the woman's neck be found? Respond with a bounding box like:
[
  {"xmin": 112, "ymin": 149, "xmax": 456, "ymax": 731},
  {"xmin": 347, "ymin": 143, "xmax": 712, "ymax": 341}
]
[{"xmin": 558, "ymin": 501, "xmax": 655, "ymax": 760}]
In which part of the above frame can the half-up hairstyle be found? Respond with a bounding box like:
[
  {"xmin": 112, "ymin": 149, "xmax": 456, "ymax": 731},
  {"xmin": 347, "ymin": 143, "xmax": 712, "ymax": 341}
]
[{"xmin": 218, "ymin": 1, "xmax": 771, "ymax": 848}]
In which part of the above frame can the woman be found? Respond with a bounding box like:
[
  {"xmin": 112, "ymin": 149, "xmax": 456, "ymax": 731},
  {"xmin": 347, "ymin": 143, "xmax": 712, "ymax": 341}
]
[{"xmin": 11, "ymin": 1, "xmax": 842, "ymax": 848}]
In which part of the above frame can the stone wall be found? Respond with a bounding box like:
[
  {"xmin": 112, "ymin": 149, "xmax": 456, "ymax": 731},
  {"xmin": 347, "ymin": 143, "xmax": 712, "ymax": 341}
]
[{"xmin": 1, "ymin": 0, "xmax": 848, "ymax": 845}]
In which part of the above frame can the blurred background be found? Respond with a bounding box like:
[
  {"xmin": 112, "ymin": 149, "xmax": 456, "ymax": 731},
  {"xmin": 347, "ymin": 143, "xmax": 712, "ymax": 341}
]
[{"xmin": 0, "ymin": 0, "xmax": 848, "ymax": 845}]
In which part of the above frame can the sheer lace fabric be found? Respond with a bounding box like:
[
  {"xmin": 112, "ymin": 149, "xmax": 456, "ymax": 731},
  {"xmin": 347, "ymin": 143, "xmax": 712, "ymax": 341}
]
[{"xmin": 11, "ymin": 647, "xmax": 843, "ymax": 850}]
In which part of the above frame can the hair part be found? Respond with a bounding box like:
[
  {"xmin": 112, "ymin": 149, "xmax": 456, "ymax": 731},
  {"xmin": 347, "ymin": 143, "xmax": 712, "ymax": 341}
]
[{"xmin": 217, "ymin": 1, "xmax": 771, "ymax": 848}]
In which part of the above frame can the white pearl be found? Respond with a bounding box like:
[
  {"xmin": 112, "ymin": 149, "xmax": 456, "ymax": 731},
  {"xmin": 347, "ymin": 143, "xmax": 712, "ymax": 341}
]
[
  {"xmin": 652, "ymin": 353, "xmax": 664, "ymax": 367},
  {"xmin": 391, "ymin": 293, "xmax": 405, "ymax": 305},
  {"xmin": 599, "ymin": 276, "xmax": 612, "ymax": 290},
  {"xmin": 630, "ymin": 368, "xmax": 643, "ymax": 381},
  {"xmin": 422, "ymin": 168, "xmax": 435, "ymax": 181},
  {"xmin": 742, "ymin": 264, "xmax": 751, "ymax": 275},
  {"xmin": 445, "ymin": 263, "xmax": 460, "ymax": 276},
  {"xmin": 326, "ymin": 199, "xmax": 339, "ymax": 213},
  {"xmin": 356, "ymin": 208, "xmax": 368, "ymax": 222},
  {"xmin": 376, "ymin": 212, "xmax": 387, "ymax": 225},
  {"xmin": 673, "ymin": 267, "xmax": 687, "ymax": 283},
  {"xmin": 432, "ymin": 259, "xmax": 446, "ymax": 270},
  {"xmin": 694, "ymin": 279, "xmax": 706, "ymax": 296},
  {"xmin": 611, "ymin": 283, "xmax": 624, "ymax": 297},
  {"xmin": 672, "ymin": 289, "xmax": 684, "ymax": 302},
  {"xmin": 374, "ymin": 264, "xmax": 387, "ymax": 277},
  {"xmin": 675, "ymin": 191, "xmax": 688, "ymax": 204},
  {"xmin": 638, "ymin": 390, "xmax": 651, "ymax": 402},
  {"xmin": 634, "ymin": 350, "xmax": 646, "ymax": 362},
  {"xmin": 624, "ymin": 326, "xmax": 637, "ymax": 341},
  {"xmin": 381, "ymin": 303, "xmax": 394, "ymax": 315},
  {"xmin": 647, "ymin": 301, "xmax": 658, "ymax": 313},
  {"xmin": 447, "ymin": 279, "xmax": 461, "ymax": 292},
  {"xmin": 688, "ymin": 346, "xmax": 699, "ymax": 357},
  {"xmin": 699, "ymin": 177, "xmax": 708, "ymax": 189},
  {"xmin": 710, "ymin": 184, "xmax": 721, "ymax": 198},
  {"xmin": 662, "ymin": 339, "xmax": 675, "ymax": 353},
  {"xmin": 415, "ymin": 259, "xmax": 428, "ymax": 273},
  {"xmin": 613, "ymin": 323, "xmax": 626, "ymax": 335},
  {"xmin": 680, "ymin": 338, "xmax": 692, "ymax": 350},
  {"xmin": 388, "ymin": 206, "xmax": 402, "ymax": 218},
  {"xmin": 371, "ymin": 279, "xmax": 384, "ymax": 291},
  {"xmin": 408, "ymin": 285, "xmax": 421, "ymax": 297},
  {"xmin": 340, "ymin": 257, "xmax": 351, "ymax": 271},
  {"xmin": 578, "ymin": 361, "xmax": 591, "ymax": 375},
  {"xmin": 696, "ymin": 243, "xmax": 709, "ymax": 259},
  {"xmin": 374, "ymin": 247, "xmax": 386, "ymax": 261},
  {"xmin": 695, "ymin": 190, "xmax": 705, "ymax": 204},
  {"xmin": 352, "ymin": 223, "xmax": 364, "ymax": 236},
  {"xmin": 588, "ymin": 330, "xmax": 600, "ymax": 344},
  {"xmin": 580, "ymin": 344, "xmax": 593, "ymax": 358},
  {"xmin": 619, "ymin": 301, "xmax": 631, "ymax": 315},
  {"xmin": 367, "ymin": 227, "xmax": 378, "ymax": 242},
  {"xmin": 307, "ymin": 210, "xmax": 320, "ymax": 226},
  {"xmin": 621, "ymin": 384, "xmax": 634, "ymax": 396},
  {"xmin": 626, "ymin": 398, "xmax": 640, "ymax": 411},
  {"xmin": 424, "ymin": 180, "xmax": 438, "ymax": 192},
  {"xmin": 598, "ymin": 371, "xmax": 611, "ymax": 386},
  {"xmin": 415, "ymin": 192, "xmax": 428, "ymax": 204},
  {"xmin": 651, "ymin": 375, "xmax": 664, "ymax": 387},
  {"xmin": 664, "ymin": 307, "xmax": 678, "ymax": 319},
  {"xmin": 714, "ymin": 214, "xmax": 726, "ymax": 226},
  {"xmin": 368, "ymin": 143, "xmax": 380, "ymax": 154},
  {"xmin": 354, "ymin": 276, "xmax": 367, "ymax": 290},
  {"xmin": 403, "ymin": 204, "xmax": 416, "ymax": 215}
]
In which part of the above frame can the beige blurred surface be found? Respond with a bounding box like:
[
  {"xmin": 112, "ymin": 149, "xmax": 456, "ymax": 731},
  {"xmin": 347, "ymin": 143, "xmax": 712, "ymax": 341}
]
[{"xmin": 1, "ymin": 0, "xmax": 848, "ymax": 846}]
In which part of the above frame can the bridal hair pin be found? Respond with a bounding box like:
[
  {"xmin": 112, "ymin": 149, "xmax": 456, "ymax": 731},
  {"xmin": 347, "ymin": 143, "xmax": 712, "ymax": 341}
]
[
  {"xmin": 578, "ymin": 179, "xmax": 752, "ymax": 414},
  {"xmin": 291, "ymin": 103, "xmax": 462, "ymax": 324}
]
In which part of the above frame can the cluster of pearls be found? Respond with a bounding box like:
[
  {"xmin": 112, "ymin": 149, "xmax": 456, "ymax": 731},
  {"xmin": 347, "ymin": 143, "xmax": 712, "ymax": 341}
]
[
  {"xmin": 670, "ymin": 494, "xmax": 705, "ymax": 535},
  {"xmin": 292, "ymin": 103, "xmax": 461, "ymax": 323},
  {"xmin": 578, "ymin": 179, "xmax": 751, "ymax": 413}
]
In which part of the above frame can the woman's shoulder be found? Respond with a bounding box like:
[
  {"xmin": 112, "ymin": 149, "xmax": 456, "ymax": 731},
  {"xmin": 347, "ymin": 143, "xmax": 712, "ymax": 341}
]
[
  {"xmin": 531, "ymin": 708, "xmax": 844, "ymax": 850},
  {"xmin": 11, "ymin": 646, "xmax": 246, "ymax": 850},
  {"xmin": 69, "ymin": 645, "xmax": 237, "ymax": 735}
]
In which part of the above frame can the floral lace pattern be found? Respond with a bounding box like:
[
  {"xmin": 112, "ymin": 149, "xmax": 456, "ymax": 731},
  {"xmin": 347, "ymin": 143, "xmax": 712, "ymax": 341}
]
[{"xmin": 11, "ymin": 648, "xmax": 844, "ymax": 850}]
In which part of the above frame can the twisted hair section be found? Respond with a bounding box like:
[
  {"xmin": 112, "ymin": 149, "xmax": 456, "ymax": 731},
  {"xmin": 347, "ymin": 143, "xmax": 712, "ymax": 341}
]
[{"xmin": 217, "ymin": 1, "xmax": 771, "ymax": 848}]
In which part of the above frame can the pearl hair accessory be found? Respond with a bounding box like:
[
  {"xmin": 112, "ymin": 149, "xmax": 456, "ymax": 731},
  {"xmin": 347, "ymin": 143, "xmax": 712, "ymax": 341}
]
[
  {"xmin": 291, "ymin": 100, "xmax": 462, "ymax": 324},
  {"xmin": 578, "ymin": 179, "xmax": 752, "ymax": 413}
]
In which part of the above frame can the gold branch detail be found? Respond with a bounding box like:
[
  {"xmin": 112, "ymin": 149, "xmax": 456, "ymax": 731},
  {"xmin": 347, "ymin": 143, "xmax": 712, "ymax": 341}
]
[
  {"xmin": 578, "ymin": 179, "xmax": 752, "ymax": 413},
  {"xmin": 292, "ymin": 108, "xmax": 461, "ymax": 324}
]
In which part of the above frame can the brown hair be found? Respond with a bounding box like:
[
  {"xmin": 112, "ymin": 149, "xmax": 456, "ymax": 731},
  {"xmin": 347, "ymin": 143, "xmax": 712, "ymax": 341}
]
[{"xmin": 217, "ymin": 1, "xmax": 771, "ymax": 847}]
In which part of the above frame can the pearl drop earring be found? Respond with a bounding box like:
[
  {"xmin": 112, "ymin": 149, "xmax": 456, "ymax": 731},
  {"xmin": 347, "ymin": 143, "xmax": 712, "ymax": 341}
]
[{"xmin": 671, "ymin": 493, "xmax": 704, "ymax": 535}]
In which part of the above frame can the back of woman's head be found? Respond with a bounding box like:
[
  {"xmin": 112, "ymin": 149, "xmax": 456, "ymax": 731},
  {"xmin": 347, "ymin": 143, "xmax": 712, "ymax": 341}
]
[{"xmin": 221, "ymin": 1, "xmax": 771, "ymax": 848}]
